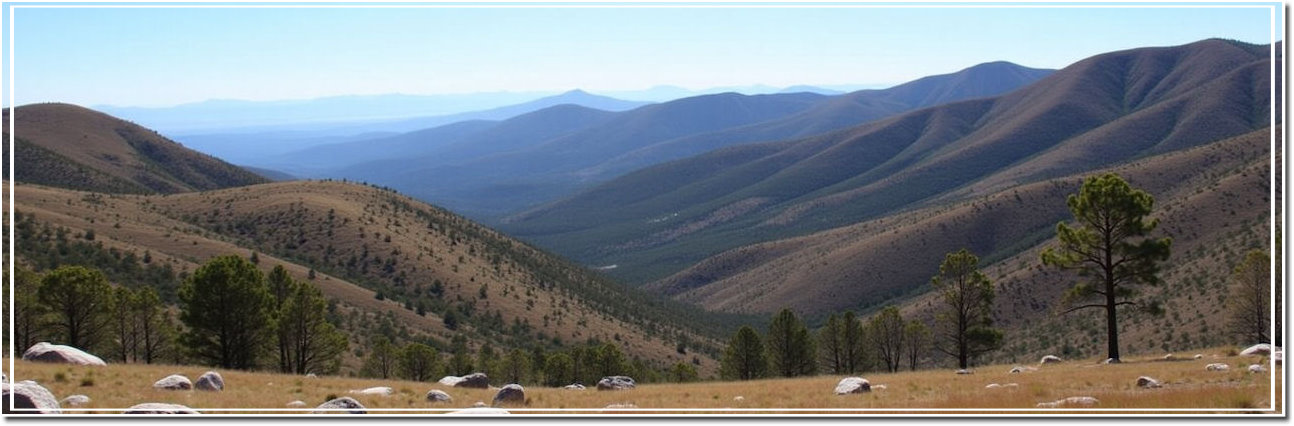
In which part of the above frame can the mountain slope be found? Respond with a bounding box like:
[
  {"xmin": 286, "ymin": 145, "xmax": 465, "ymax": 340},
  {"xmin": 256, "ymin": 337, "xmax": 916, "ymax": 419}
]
[
  {"xmin": 3, "ymin": 103, "xmax": 268, "ymax": 194},
  {"xmin": 9, "ymin": 180, "xmax": 739, "ymax": 374},
  {"xmin": 504, "ymin": 39, "xmax": 1274, "ymax": 285}
]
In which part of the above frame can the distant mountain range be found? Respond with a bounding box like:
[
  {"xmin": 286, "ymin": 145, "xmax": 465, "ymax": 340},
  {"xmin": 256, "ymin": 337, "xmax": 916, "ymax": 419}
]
[
  {"xmin": 286, "ymin": 61, "xmax": 1053, "ymax": 219},
  {"xmin": 502, "ymin": 39, "xmax": 1275, "ymax": 289}
]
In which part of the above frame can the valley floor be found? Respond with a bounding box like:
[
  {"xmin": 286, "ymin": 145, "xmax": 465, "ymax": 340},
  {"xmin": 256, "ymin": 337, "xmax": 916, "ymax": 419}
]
[{"xmin": 5, "ymin": 346, "xmax": 1281, "ymax": 415}]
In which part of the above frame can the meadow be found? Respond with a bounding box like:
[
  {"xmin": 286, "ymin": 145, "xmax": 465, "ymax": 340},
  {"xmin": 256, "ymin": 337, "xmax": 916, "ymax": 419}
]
[{"xmin": 5, "ymin": 345, "xmax": 1280, "ymax": 415}]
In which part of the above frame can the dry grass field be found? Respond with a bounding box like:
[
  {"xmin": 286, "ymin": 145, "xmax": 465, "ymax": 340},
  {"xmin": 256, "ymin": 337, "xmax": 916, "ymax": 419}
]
[{"xmin": 6, "ymin": 346, "xmax": 1280, "ymax": 415}]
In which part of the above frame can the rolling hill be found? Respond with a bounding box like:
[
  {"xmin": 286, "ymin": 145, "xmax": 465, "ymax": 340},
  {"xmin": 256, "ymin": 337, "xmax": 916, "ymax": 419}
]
[
  {"xmin": 323, "ymin": 61, "xmax": 1051, "ymax": 219},
  {"xmin": 503, "ymin": 39, "xmax": 1274, "ymax": 287},
  {"xmin": 5, "ymin": 105, "xmax": 749, "ymax": 375},
  {"xmin": 2, "ymin": 103, "xmax": 269, "ymax": 194}
]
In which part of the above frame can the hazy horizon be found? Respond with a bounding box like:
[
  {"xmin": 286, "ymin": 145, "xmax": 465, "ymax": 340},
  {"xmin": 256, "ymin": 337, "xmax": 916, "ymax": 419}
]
[{"xmin": 3, "ymin": 4, "xmax": 1281, "ymax": 108}]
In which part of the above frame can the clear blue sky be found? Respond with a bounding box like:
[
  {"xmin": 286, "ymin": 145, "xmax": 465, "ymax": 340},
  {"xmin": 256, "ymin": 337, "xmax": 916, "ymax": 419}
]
[{"xmin": 2, "ymin": 2, "xmax": 1282, "ymax": 107}]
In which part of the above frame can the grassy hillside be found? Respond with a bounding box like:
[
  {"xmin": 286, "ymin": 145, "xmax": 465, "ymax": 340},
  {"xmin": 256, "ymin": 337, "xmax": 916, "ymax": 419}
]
[
  {"xmin": 8, "ymin": 180, "xmax": 758, "ymax": 375},
  {"xmin": 5, "ymin": 345, "xmax": 1279, "ymax": 414},
  {"xmin": 504, "ymin": 39, "xmax": 1273, "ymax": 286},
  {"xmin": 2, "ymin": 103, "xmax": 268, "ymax": 194}
]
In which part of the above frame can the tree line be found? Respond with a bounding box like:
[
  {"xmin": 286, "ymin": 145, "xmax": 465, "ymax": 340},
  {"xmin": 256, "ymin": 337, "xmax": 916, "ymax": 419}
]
[{"xmin": 4, "ymin": 255, "xmax": 348, "ymax": 374}]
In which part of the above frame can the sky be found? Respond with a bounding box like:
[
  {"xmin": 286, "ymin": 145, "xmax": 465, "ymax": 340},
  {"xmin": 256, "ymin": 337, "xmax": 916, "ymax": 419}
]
[{"xmin": 1, "ymin": 2, "xmax": 1283, "ymax": 107}]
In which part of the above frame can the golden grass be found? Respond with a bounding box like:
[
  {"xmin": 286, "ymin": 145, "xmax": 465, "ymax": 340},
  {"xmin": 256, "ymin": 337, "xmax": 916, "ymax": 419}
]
[{"xmin": 6, "ymin": 346, "xmax": 1281, "ymax": 415}]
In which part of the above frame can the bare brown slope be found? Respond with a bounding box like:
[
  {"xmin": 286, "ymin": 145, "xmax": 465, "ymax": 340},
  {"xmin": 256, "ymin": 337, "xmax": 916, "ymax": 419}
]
[
  {"xmin": 2, "ymin": 103, "xmax": 268, "ymax": 194},
  {"xmin": 9, "ymin": 180, "xmax": 723, "ymax": 374},
  {"xmin": 650, "ymin": 127, "xmax": 1271, "ymax": 319}
]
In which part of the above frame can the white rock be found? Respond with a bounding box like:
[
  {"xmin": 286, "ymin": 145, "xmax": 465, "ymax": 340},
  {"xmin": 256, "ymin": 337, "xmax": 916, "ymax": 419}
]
[
  {"xmin": 313, "ymin": 397, "xmax": 366, "ymax": 414},
  {"xmin": 61, "ymin": 395, "xmax": 90, "ymax": 406},
  {"xmin": 1010, "ymin": 365, "xmax": 1038, "ymax": 373},
  {"xmin": 287, "ymin": 400, "xmax": 307, "ymax": 408},
  {"xmin": 1040, "ymin": 355, "xmax": 1063, "ymax": 364},
  {"xmin": 1240, "ymin": 344, "xmax": 1272, "ymax": 356},
  {"xmin": 21, "ymin": 342, "xmax": 106, "ymax": 366},
  {"xmin": 834, "ymin": 377, "xmax": 871, "ymax": 395},
  {"xmin": 152, "ymin": 374, "xmax": 192, "ymax": 390},
  {"xmin": 1037, "ymin": 396, "xmax": 1099, "ymax": 408},
  {"xmin": 955, "ymin": 369, "xmax": 974, "ymax": 375},
  {"xmin": 1136, "ymin": 376, "xmax": 1162, "ymax": 388},
  {"xmin": 986, "ymin": 383, "xmax": 1001, "ymax": 389},
  {"xmin": 563, "ymin": 383, "xmax": 586, "ymax": 390},
  {"xmin": 1102, "ymin": 358, "xmax": 1120, "ymax": 364},
  {"xmin": 1206, "ymin": 363, "xmax": 1230, "ymax": 371},
  {"xmin": 596, "ymin": 376, "xmax": 636, "ymax": 391},
  {"xmin": 426, "ymin": 389, "xmax": 453, "ymax": 403},
  {"xmin": 1193, "ymin": 354, "xmax": 1204, "ymax": 360},
  {"xmin": 604, "ymin": 403, "xmax": 637, "ymax": 409},
  {"xmin": 1162, "ymin": 354, "xmax": 1175, "ymax": 361},
  {"xmin": 195, "ymin": 371, "xmax": 224, "ymax": 391},
  {"xmin": 871, "ymin": 384, "xmax": 887, "ymax": 390},
  {"xmin": 2, "ymin": 381, "xmax": 61, "ymax": 414},
  {"xmin": 733, "ymin": 396, "xmax": 744, "ymax": 402},
  {"xmin": 1248, "ymin": 364, "xmax": 1267, "ymax": 373}
]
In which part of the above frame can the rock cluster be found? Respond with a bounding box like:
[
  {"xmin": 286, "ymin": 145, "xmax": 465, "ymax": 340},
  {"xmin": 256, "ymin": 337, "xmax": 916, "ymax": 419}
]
[{"xmin": 596, "ymin": 376, "xmax": 636, "ymax": 391}]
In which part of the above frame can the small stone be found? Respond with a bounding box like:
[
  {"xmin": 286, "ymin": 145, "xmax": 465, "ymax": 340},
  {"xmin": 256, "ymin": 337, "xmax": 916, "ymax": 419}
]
[
  {"xmin": 1102, "ymin": 358, "xmax": 1120, "ymax": 364},
  {"xmin": 1136, "ymin": 376, "xmax": 1162, "ymax": 388},
  {"xmin": 287, "ymin": 400, "xmax": 307, "ymax": 408},
  {"xmin": 314, "ymin": 397, "xmax": 366, "ymax": 414},
  {"xmin": 733, "ymin": 396, "xmax": 745, "ymax": 402},
  {"xmin": 834, "ymin": 377, "xmax": 870, "ymax": 395},
  {"xmin": 604, "ymin": 403, "xmax": 637, "ymax": 409},
  {"xmin": 426, "ymin": 389, "xmax": 453, "ymax": 403},
  {"xmin": 563, "ymin": 383, "xmax": 586, "ymax": 390},
  {"xmin": 1193, "ymin": 354, "xmax": 1204, "ymax": 360},
  {"xmin": 195, "ymin": 371, "xmax": 224, "ymax": 391},
  {"xmin": 491, "ymin": 384, "xmax": 525, "ymax": 407},
  {"xmin": 152, "ymin": 374, "xmax": 192, "ymax": 390},
  {"xmin": 1248, "ymin": 364, "xmax": 1267, "ymax": 373},
  {"xmin": 1206, "ymin": 363, "xmax": 1230, "ymax": 371},
  {"xmin": 350, "ymin": 386, "xmax": 393, "ymax": 396},
  {"xmin": 955, "ymin": 369, "xmax": 973, "ymax": 375},
  {"xmin": 1040, "ymin": 355, "xmax": 1063, "ymax": 364}
]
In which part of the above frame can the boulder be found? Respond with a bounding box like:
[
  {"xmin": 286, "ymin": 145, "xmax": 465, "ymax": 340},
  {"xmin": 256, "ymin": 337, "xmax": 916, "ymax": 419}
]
[
  {"xmin": 1040, "ymin": 355, "xmax": 1063, "ymax": 364},
  {"xmin": 955, "ymin": 369, "xmax": 973, "ymax": 375},
  {"xmin": 350, "ymin": 386, "xmax": 393, "ymax": 396},
  {"xmin": 426, "ymin": 389, "xmax": 453, "ymax": 403},
  {"xmin": 439, "ymin": 373, "xmax": 489, "ymax": 388},
  {"xmin": 2, "ymin": 381, "xmax": 61, "ymax": 414},
  {"xmin": 287, "ymin": 400, "xmax": 307, "ymax": 408},
  {"xmin": 1036, "ymin": 396, "xmax": 1099, "ymax": 408},
  {"xmin": 1248, "ymin": 364, "xmax": 1267, "ymax": 373},
  {"xmin": 152, "ymin": 374, "xmax": 192, "ymax": 390},
  {"xmin": 123, "ymin": 403, "xmax": 199, "ymax": 414},
  {"xmin": 314, "ymin": 397, "xmax": 366, "ymax": 414},
  {"xmin": 61, "ymin": 394, "xmax": 91, "ymax": 406},
  {"xmin": 491, "ymin": 384, "xmax": 525, "ymax": 407},
  {"xmin": 563, "ymin": 384, "xmax": 586, "ymax": 390},
  {"xmin": 195, "ymin": 371, "xmax": 224, "ymax": 391},
  {"xmin": 833, "ymin": 377, "xmax": 871, "ymax": 395},
  {"xmin": 1135, "ymin": 376, "xmax": 1162, "ymax": 388},
  {"xmin": 1206, "ymin": 363, "xmax": 1230, "ymax": 372},
  {"xmin": 596, "ymin": 376, "xmax": 636, "ymax": 391},
  {"xmin": 1240, "ymin": 344, "xmax": 1272, "ymax": 356},
  {"xmin": 1193, "ymin": 354, "xmax": 1204, "ymax": 360},
  {"xmin": 21, "ymin": 342, "xmax": 106, "ymax": 366},
  {"xmin": 446, "ymin": 407, "xmax": 510, "ymax": 415}
]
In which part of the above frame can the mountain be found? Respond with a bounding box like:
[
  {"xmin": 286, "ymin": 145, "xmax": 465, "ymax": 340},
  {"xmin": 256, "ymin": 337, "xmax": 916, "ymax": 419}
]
[
  {"xmin": 9, "ymin": 179, "xmax": 744, "ymax": 373},
  {"xmin": 271, "ymin": 104, "xmax": 616, "ymax": 174},
  {"xmin": 2, "ymin": 103, "xmax": 268, "ymax": 194},
  {"xmin": 169, "ymin": 90, "xmax": 651, "ymax": 167},
  {"xmin": 328, "ymin": 61, "xmax": 1051, "ymax": 219},
  {"xmin": 503, "ymin": 39, "xmax": 1274, "ymax": 286}
]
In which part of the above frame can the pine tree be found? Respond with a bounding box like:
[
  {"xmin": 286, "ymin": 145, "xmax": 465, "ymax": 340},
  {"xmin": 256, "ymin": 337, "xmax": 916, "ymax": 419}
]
[
  {"xmin": 818, "ymin": 313, "xmax": 845, "ymax": 374},
  {"xmin": 179, "ymin": 255, "xmax": 275, "ymax": 369},
  {"xmin": 10, "ymin": 267, "xmax": 49, "ymax": 352},
  {"xmin": 903, "ymin": 320, "xmax": 931, "ymax": 371},
  {"xmin": 932, "ymin": 249, "xmax": 1002, "ymax": 369},
  {"xmin": 362, "ymin": 335, "xmax": 399, "ymax": 379},
  {"xmin": 720, "ymin": 326, "xmax": 767, "ymax": 380},
  {"xmin": 501, "ymin": 348, "xmax": 531, "ymax": 384},
  {"xmin": 543, "ymin": 353, "xmax": 574, "ymax": 387},
  {"xmin": 399, "ymin": 342, "xmax": 440, "ymax": 382},
  {"xmin": 1227, "ymin": 250, "xmax": 1271, "ymax": 344},
  {"xmin": 841, "ymin": 311, "xmax": 867, "ymax": 373},
  {"xmin": 1042, "ymin": 173, "xmax": 1171, "ymax": 362},
  {"xmin": 38, "ymin": 265, "xmax": 114, "ymax": 352},
  {"xmin": 766, "ymin": 308, "xmax": 816, "ymax": 377},
  {"xmin": 867, "ymin": 306, "xmax": 905, "ymax": 373},
  {"xmin": 280, "ymin": 280, "xmax": 348, "ymax": 375}
]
